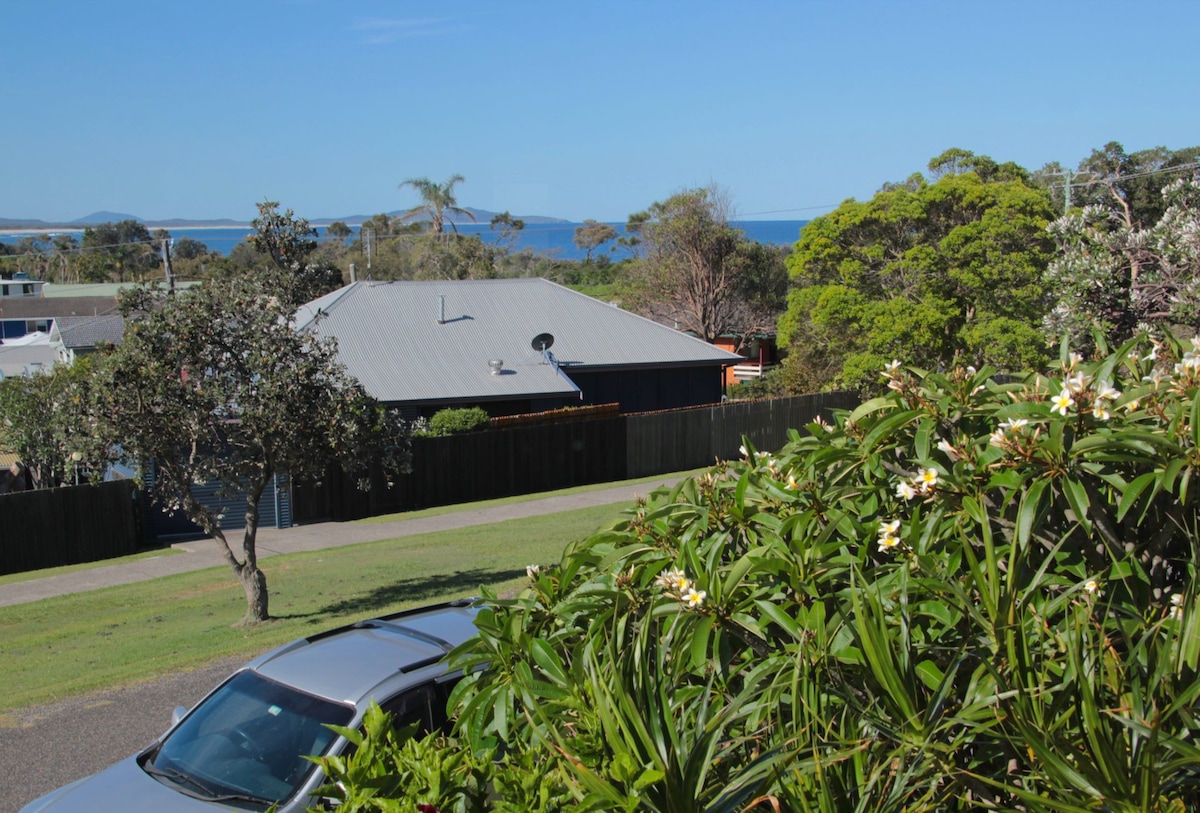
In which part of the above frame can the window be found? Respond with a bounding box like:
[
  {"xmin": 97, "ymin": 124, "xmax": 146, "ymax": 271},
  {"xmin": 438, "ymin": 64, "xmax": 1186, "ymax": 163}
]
[{"xmin": 378, "ymin": 675, "xmax": 463, "ymax": 738}]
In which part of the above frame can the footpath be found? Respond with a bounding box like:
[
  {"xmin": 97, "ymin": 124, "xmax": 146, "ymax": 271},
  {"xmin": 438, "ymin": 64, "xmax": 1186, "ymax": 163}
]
[{"xmin": 0, "ymin": 478, "xmax": 681, "ymax": 609}]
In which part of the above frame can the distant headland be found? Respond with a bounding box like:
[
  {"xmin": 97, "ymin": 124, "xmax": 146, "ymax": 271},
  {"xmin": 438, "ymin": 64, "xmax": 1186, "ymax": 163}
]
[{"xmin": 0, "ymin": 207, "xmax": 569, "ymax": 234}]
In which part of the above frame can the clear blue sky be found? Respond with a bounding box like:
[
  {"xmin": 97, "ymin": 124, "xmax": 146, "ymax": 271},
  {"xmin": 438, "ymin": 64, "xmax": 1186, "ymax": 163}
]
[{"xmin": 3, "ymin": 0, "xmax": 1197, "ymax": 224}]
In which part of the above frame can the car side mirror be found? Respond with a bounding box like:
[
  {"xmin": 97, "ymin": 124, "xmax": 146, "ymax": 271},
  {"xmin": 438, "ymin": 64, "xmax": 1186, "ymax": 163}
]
[{"xmin": 171, "ymin": 705, "xmax": 187, "ymax": 727}]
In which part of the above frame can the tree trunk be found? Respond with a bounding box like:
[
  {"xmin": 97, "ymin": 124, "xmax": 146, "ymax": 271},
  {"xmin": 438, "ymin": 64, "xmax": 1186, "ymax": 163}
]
[
  {"xmin": 236, "ymin": 476, "xmax": 270, "ymax": 625},
  {"xmin": 236, "ymin": 563, "xmax": 270, "ymax": 626}
]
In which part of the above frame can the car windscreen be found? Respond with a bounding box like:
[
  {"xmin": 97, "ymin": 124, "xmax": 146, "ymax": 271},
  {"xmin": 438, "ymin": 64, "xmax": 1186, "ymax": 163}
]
[{"xmin": 142, "ymin": 670, "xmax": 354, "ymax": 809}]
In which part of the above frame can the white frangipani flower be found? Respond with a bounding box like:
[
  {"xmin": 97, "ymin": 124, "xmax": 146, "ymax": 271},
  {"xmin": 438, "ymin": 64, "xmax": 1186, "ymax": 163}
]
[{"xmin": 1051, "ymin": 390, "xmax": 1075, "ymax": 416}]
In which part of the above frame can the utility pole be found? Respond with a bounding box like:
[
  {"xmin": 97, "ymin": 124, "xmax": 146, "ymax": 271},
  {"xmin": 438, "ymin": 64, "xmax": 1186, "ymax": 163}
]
[{"xmin": 160, "ymin": 238, "xmax": 175, "ymax": 296}]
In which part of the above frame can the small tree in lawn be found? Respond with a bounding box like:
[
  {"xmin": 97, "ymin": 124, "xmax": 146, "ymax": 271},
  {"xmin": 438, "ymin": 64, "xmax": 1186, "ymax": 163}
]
[{"xmin": 93, "ymin": 279, "xmax": 409, "ymax": 625}]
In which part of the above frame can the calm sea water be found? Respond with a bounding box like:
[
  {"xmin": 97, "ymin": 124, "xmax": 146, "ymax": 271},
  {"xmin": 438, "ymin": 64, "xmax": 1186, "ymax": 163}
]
[{"xmin": 1, "ymin": 220, "xmax": 807, "ymax": 263}]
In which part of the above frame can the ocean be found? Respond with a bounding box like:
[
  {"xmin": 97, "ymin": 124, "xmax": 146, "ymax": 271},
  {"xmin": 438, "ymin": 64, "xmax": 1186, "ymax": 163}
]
[{"xmin": 1, "ymin": 220, "xmax": 808, "ymax": 263}]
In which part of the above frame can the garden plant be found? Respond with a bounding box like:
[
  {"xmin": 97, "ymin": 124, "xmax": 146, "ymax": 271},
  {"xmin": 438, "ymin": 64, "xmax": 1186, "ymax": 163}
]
[{"xmin": 317, "ymin": 333, "xmax": 1200, "ymax": 811}]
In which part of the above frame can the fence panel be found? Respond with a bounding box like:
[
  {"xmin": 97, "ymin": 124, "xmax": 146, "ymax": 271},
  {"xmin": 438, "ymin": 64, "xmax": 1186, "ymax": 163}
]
[
  {"xmin": 0, "ymin": 480, "xmax": 142, "ymax": 575},
  {"xmin": 297, "ymin": 393, "xmax": 859, "ymax": 521}
]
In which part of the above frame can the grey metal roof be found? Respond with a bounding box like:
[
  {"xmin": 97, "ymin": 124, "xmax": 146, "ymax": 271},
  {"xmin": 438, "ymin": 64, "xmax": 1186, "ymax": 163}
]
[
  {"xmin": 0, "ymin": 295, "xmax": 118, "ymax": 319},
  {"xmin": 50, "ymin": 315, "xmax": 126, "ymax": 349},
  {"xmin": 294, "ymin": 279, "xmax": 741, "ymax": 405}
]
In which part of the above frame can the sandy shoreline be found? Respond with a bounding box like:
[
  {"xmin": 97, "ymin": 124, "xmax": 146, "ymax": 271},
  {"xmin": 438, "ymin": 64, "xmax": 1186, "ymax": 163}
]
[{"xmin": 0, "ymin": 224, "xmax": 252, "ymax": 236}]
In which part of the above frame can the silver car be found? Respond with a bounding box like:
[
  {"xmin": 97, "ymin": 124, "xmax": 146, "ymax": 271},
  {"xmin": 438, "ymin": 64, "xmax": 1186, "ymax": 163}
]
[{"xmin": 20, "ymin": 599, "xmax": 480, "ymax": 812}]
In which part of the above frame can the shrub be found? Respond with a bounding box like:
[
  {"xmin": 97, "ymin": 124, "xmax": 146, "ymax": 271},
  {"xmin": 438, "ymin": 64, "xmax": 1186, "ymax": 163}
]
[
  {"xmin": 426, "ymin": 407, "xmax": 490, "ymax": 437},
  {"xmin": 337, "ymin": 333, "xmax": 1200, "ymax": 811}
]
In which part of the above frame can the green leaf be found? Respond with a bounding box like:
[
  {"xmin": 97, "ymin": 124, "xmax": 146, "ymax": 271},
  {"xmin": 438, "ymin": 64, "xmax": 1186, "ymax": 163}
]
[
  {"xmin": 530, "ymin": 638, "xmax": 568, "ymax": 687},
  {"xmin": 1060, "ymin": 475, "xmax": 1091, "ymax": 533},
  {"xmin": 848, "ymin": 397, "xmax": 896, "ymax": 423},
  {"xmin": 914, "ymin": 659, "xmax": 945, "ymax": 692},
  {"xmin": 1016, "ymin": 478, "xmax": 1048, "ymax": 550},
  {"xmin": 1117, "ymin": 472, "xmax": 1157, "ymax": 523},
  {"xmin": 690, "ymin": 613, "xmax": 715, "ymax": 670}
]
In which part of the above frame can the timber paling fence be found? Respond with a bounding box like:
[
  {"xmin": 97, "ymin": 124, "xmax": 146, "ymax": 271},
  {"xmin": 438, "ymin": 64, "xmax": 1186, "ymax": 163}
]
[
  {"xmin": 0, "ymin": 479, "xmax": 142, "ymax": 576},
  {"xmin": 0, "ymin": 393, "xmax": 858, "ymax": 574},
  {"xmin": 298, "ymin": 391, "xmax": 860, "ymax": 522}
]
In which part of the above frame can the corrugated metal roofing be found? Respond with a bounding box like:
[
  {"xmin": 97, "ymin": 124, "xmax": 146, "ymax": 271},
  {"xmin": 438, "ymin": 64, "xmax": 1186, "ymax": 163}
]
[{"xmin": 294, "ymin": 279, "xmax": 741, "ymax": 405}]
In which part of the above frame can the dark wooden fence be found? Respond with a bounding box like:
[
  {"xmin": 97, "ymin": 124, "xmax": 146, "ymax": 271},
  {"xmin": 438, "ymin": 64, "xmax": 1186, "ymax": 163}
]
[
  {"xmin": 0, "ymin": 479, "xmax": 143, "ymax": 576},
  {"xmin": 297, "ymin": 391, "xmax": 859, "ymax": 522},
  {"xmin": 0, "ymin": 392, "xmax": 861, "ymax": 573}
]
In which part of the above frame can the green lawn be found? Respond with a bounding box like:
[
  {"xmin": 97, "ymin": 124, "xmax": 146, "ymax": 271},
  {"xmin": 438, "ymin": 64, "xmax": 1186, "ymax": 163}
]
[{"xmin": 0, "ymin": 501, "xmax": 631, "ymax": 714}]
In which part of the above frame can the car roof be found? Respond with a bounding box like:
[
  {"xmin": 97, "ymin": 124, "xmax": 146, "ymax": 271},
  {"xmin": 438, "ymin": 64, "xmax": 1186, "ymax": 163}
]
[{"xmin": 247, "ymin": 599, "xmax": 479, "ymax": 705}]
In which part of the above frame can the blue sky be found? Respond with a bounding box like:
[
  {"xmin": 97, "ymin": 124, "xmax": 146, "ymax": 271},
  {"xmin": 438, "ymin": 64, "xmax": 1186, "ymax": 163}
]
[{"xmin": 3, "ymin": 0, "xmax": 1197, "ymax": 223}]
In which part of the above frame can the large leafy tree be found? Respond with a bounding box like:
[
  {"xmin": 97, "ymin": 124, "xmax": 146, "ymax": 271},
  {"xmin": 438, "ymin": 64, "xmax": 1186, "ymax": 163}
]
[
  {"xmin": 572, "ymin": 219, "xmax": 618, "ymax": 262},
  {"xmin": 0, "ymin": 358, "xmax": 107, "ymax": 490},
  {"xmin": 77, "ymin": 219, "xmax": 158, "ymax": 283},
  {"xmin": 92, "ymin": 278, "xmax": 409, "ymax": 625},
  {"xmin": 1074, "ymin": 142, "xmax": 1200, "ymax": 227},
  {"xmin": 247, "ymin": 200, "xmax": 343, "ymax": 307},
  {"xmin": 397, "ymin": 174, "xmax": 475, "ymax": 240},
  {"xmin": 623, "ymin": 185, "xmax": 778, "ymax": 344},
  {"xmin": 779, "ymin": 151, "xmax": 1057, "ymax": 390},
  {"xmin": 1045, "ymin": 177, "xmax": 1200, "ymax": 347}
]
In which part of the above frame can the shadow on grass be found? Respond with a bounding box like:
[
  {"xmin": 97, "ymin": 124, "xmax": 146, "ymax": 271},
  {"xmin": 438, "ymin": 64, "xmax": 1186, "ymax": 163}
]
[{"xmin": 276, "ymin": 567, "xmax": 525, "ymax": 621}]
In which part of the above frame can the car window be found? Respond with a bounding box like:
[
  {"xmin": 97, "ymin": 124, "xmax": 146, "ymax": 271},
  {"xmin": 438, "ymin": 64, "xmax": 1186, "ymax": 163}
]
[{"xmin": 378, "ymin": 675, "xmax": 463, "ymax": 738}]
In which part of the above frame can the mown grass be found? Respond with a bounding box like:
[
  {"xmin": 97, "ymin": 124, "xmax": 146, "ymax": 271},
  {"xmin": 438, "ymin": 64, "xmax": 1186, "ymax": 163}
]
[{"xmin": 0, "ymin": 501, "xmax": 631, "ymax": 713}]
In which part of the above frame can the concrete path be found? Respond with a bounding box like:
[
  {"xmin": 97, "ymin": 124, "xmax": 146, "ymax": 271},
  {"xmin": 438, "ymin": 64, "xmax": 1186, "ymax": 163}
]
[{"xmin": 0, "ymin": 478, "xmax": 681, "ymax": 608}]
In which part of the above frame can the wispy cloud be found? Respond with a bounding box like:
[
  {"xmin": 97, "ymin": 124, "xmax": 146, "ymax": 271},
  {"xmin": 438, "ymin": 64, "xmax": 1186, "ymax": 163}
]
[{"xmin": 349, "ymin": 17, "xmax": 462, "ymax": 44}]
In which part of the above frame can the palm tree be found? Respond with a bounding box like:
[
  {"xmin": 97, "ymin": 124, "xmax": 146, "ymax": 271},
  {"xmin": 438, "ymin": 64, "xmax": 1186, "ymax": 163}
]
[{"xmin": 397, "ymin": 174, "xmax": 475, "ymax": 239}]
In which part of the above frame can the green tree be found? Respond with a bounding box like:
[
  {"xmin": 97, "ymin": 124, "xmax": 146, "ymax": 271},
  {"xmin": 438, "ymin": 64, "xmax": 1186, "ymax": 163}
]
[
  {"xmin": 780, "ymin": 152, "xmax": 1057, "ymax": 390},
  {"xmin": 91, "ymin": 278, "xmax": 410, "ymax": 625},
  {"xmin": 170, "ymin": 236, "xmax": 210, "ymax": 261},
  {"xmin": 324, "ymin": 221, "xmax": 353, "ymax": 241},
  {"xmin": 412, "ymin": 233, "xmax": 498, "ymax": 280},
  {"xmin": 0, "ymin": 358, "xmax": 108, "ymax": 490},
  {"xmin": 572, "ymin": 219, "xmax": 618, "ymax": 262},
  {"xmin": 623, "ymin": 185, "xmax": 760, "ymax": 343},
  {"xmin": 489, "ymin": 210, "xmax": 525, "ymax": 250},
  {"xmin": 398, "ymin": 174, "xmax": 475, "ymax": 240},
  {"xmin": 247, "ymin": 200, "xmax": 343, "ymax": 306},
  {"xmin": 1045, "ymin": 177, "xmax": 1200, "ymax": 347},
  {"xmin": 1075, "ymin": 141, "xmax": 1200, "ymax": 227},
  {"xmin": 617, "ymin": 210, "xmax": 650, "ymax": 257},
  {"xmin": 77, "ymin": 220, "xmax": 158, "ymax": 283}
]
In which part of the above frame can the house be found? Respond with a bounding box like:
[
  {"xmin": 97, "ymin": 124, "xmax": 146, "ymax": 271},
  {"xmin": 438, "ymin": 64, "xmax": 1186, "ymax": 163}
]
[
  {"xmin": 713, "ymin": 332, "xmax": 782, "ymax": 387},
  {"xmin": 294, "ymin": 279, "xmax": 743, "ymax": 418},
  {"xmin": 0, "ymin": 285, "xmax": 118, "ymax": 343},
  {"xmin": 0, "ymin": 273, "xmax": 46, "ymax": 299},
  {"xmin": 0, "ymin": 335, "xmax": 57, "ymax": 379},
  {"xmin": 48, "ymin": 315, "xmax": 126, "ymax": 363}
]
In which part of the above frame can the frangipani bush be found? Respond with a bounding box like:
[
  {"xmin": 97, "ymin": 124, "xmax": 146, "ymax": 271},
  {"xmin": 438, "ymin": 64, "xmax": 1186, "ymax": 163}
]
[{"xmin": 326, "ymin": 334, "xmax": 1200, "ymax": 812}]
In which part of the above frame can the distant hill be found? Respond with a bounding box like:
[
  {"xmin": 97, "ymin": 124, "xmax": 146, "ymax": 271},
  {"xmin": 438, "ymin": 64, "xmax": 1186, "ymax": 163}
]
[
  {"xmin": 1, "ymin": 206, "xmax": 569, "ymax": 231},
  {"xmin": 71, "ymin": 211, "xmax": 142, "ymax": 224}
]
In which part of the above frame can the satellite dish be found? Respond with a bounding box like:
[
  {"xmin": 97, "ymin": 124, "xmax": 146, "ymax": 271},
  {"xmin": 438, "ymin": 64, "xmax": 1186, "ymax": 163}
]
[{"xmin": 531, "ymin": 333, "xmax": 555, "ymax": 352}]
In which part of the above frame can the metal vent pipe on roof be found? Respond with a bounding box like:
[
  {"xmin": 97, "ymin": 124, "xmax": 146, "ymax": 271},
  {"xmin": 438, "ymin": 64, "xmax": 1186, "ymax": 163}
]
[{"xmin": 437, "ymin": 295, "xmax": 446, "ymax": 324}]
